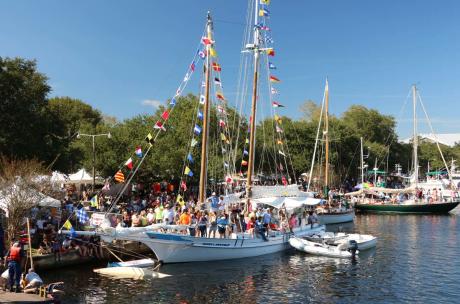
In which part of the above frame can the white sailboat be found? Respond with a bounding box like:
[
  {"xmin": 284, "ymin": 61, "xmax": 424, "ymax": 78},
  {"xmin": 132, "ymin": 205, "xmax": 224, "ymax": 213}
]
[{"xmin": 63, "ymin": 3, "xmax": 325, "ymax": 264}]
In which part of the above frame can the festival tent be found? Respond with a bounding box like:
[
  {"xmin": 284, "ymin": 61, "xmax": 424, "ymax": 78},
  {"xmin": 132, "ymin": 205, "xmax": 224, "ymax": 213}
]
[
  {"xmin": 0, "ymin": 185, "xmax": 61, "ymax": 216},
  {"xmin": 253, "ymin": 196, "xmax": 322, "ymax": 211},
  {"xmin": 51, "ymin": 171, "xmax": 68, "ymax": 183},
  {"xmin": 68, "ymin": 168, "xmax": 93, "ymax": 183}
]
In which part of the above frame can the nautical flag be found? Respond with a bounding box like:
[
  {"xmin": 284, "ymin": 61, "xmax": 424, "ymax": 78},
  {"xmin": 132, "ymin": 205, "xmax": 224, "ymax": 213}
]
[
  {"xmin": 265, "ymin": 36, "xmax": 274, "ymax": 44},
  {"xmin": 260, "ymin": 0, "xmax": 270, "ymax": 4},
  {"xmin": 259, "ymin": 8, "xmax": 270, "ymax": 16},
  {"xmin": 63, "ymin": 220, "xmax": 72, "ymax": 230},
  {"xmin": 259, "ymin": 25, "xmax": 271, "ymax": 31},
  {"xmin": 220, "ymin": 133, "xmax": 227, "ymax": 141},
  {"xmin": 245, "ymin": 138, "xmax": 249, "ymax": 144},
  {"xmin": 175, "ymin": 88, "xmax": 181, "ymax": 96},
  {"xmin": 272, "ymin": 101, "xmax": 285, "ymax": 107},
  {"xmin": 145, "ymin": 133, "xmax": 154, "ymax": 145},
  {"xmin": 282, "ymin": 176, "xmax": 288, "ymax": 186},
  {"xmin": 198, "ymin": 50, "xmax": 206, "ymax": 59},
  {"xmin": 180, "ymin": 180, "xmax": 187, "ymax": 191},
  {"xmin": 216, "ymin": 93, "xmax": 225, "ymax": 100},
  {"xmin": 194, "ymin": 124, "xmax": 202, "ymax": 135},
  {"xmin": 219, "ymin": 119, "xmax": 226, "ymax": 127},
  {"xmin": 270, "ymin": 75, "xmax": 280, "ymax": 83},
  {"xmin": 266, "ymin": 48, "xmax": 275, "ymax": 56},
  {"xmin": 76, "ymin": 208, "xmax": 89, "ymax": 224},
  {"xmin": 217, "ymin": 105, "xmax": 226, "ymax": 113},
  {"xmin": 170, "ymin": 98, "xmax": 176, "ymax": 106},
  {"xmin": 199, "ymin": 95, "xmax": 205, "ymax": 104},
  {"xmin": 279, "ymin": 163, "xmax": 284, "ymax": 171},
  {"xmin": 201, "ymin": 37, "xmax": 214, "ymax": 45},
  {"xmin": 276, "ymin": 125, "xmax": 283, "ymax": 133},
  {"xmin": 190, "ymin": 61, "xmax": 196, "ymax": 72},
  {"xmin": 221, "ymin": 147, "xmax": 227, "ymax": 153},
  {"xmin": 70, "ymin": 227, "xmax": 76, "ymax": 238},
  {"xmin": 90, "ymin": 195, "xmax": 98, "ymax": 208},
  {"xmin": 161, "ymin": 110, "xmax": 170, "ymax": 120},
  {"xmin": 197, "ymin": 111, "xmax": 203, "ymax": 120},
  {"xmin": 224, "ymin": 162, "xmax": 229, "ymax": 168},
  {"xmin": 274, "ymin": 114, "xmax": 282, "ymax": 123},
  {"xmin": 269, "ymin": 62, "xmax": 276, "ymax": 69},
  {"xmin": 277, "ymin": 139, "xmax": 283, "ymax": 145},
  {"xmin": 125, "ymin": 158, "xmax": 133, "ymax": 170},
  {"xmin": 135, "ymin": 146, "xmax": 143, "ymax": 158},
  {"xmin": 243, "ymin": 149, "xmax": 249, "ymax": 155},
  {"xmin": 114, "ymin": 170, "xmax": 125, "ymax": 183},
  {"xmin": 154, "ymin": 121, "xmax": 166, "ymax": 131},
  {"xmin": 191, "ymin": 138, "xmax": 198, "ymax": 147},
  {"xmin": 212, "ymin": 62, "xmax": 221, "ymax": 72},
  {"xmin": 279, "ymin": 150, "xmax": 286, "ymax": 157},
  {"xmin": 271, "ymin": 87, "xmax": 278, "ymax": 94},
  {"xmin": 187, "ymin": 153, "xmax": 194, "ymax": 163},
  {"xmin": 184, "ymin": 166, "xmax": 193, "ymax": 177},
  {"xmin": 210, "ymin": 48, "xmax": 217, "ymax": 57},
  {"xmin": 176, "ymin": 194, "xmax": 185, "ymax": 206},
  {"xmin": 214, "ymin": 77, "xmax": 222, "ymax": 86},
  {"xmin": 241, "ymin": 160, "xmax": 248, "ymax": 166},
  {"xmin": 226, "ymin": 175, "xmax": 233, "ymax": 183},
  {"xmin": 183, "ymin": 73, "xmax": 189, "ymax": 82}
]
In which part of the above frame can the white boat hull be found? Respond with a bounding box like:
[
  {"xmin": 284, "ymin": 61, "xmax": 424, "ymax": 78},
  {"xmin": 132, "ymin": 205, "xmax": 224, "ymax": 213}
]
[
  {"xmin": 337, "ymin": 233, "xmax": 377, "ymax": 251},
  {"xmin": 317, "ymin": 210, "xmax": 355, "ymax": 225},
  {"xmin": 94, "ymin": 267, "xmax": 170, "ymax": 279},
  {"xmin": 289, "ymin": 237, "xmax": 354, "ymax": 258},
  {"xmin": 109, "ymin": 224, "xmax": 325, "ymax": 263}
]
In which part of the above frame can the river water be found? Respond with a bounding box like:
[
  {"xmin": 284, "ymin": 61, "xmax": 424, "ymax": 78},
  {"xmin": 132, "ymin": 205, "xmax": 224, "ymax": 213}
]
[{"xmin": 42, "ymin": 208, "xmax": 460, "ymax": 304}]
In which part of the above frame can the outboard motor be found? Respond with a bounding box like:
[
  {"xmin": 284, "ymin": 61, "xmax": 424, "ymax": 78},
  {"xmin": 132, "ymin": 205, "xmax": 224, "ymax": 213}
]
[{"xmin": 348, "ymin": 240, "xmax": 358, "ymax": 260}]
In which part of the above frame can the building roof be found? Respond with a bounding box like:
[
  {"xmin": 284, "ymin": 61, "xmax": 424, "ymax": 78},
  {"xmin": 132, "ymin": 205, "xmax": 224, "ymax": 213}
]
[{"xmin": 401, "ymin": 133, "xmax": 460, "ymax": 147}]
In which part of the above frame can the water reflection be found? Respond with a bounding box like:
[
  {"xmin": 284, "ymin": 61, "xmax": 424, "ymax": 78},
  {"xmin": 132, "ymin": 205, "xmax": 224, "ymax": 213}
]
[{"xmin": 42, "ymin": 213, "xmax": 460, "ymax": 303}]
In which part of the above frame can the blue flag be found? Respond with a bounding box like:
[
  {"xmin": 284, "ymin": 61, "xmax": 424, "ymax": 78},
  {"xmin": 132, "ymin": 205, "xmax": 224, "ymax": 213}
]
[
  {"xmin": 197, "ymin": 111, "xmax": 203, "ymax": 120},
  {"xmin": 76, "ymin": 208, "xmax": 89, "ymax": 224},
  {"xmin": 194, "ymin": 124, "xmax": 202, "ymax": 135},
  {"xmin": 269, "ymin": 62, "xmax": 276, "ymax": 69},
  {"xmin": 187, "ymin": 153, "xmax": 194, "ymax": 163},
  {"xmin": 170, "ymin": 98, "xmax": 176, "ymax": 106},
  {"xmin": 70, "ymin": 227, "xmax": 77, "ymax": 238}
]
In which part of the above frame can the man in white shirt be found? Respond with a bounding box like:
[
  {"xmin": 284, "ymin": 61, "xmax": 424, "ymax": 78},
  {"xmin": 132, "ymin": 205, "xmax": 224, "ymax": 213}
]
[{"xmin": 24, "ymin": 268, "xmax": 43, "ymax": 289}]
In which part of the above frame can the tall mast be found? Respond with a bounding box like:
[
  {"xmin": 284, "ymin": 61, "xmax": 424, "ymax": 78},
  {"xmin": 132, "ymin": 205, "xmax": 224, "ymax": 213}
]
[
  {"xmin": 412, "ymin": 84, "xmax": 418, "ymax": 187},
  {"xmin": 198, "ymin": 12, "xmax": 213, "ymax": 204},
  {"xmin": 360, "ymin": 137, "xmax": 364, "ymax": 184},
  {"xmin": 324, "ymin": 78, "xmax": 329, "ymax": 194},
  {"xmin": 246, "ymin": 0, "xmax": 261, "ymax": 199}
]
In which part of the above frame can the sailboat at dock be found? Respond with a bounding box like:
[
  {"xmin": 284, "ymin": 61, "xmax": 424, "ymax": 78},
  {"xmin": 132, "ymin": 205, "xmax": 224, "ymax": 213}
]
[
  {"xmin": 64, "ymin": 3, "xmax": 324, "ymax": 264},
  {"xmin": 348, "ymin": 85, "xmax": 460, "ymax": 213}
]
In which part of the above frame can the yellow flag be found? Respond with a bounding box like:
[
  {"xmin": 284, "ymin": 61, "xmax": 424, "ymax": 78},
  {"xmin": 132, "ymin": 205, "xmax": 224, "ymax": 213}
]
[
  {"xmin": 245, "ymin": 138, "xmax": 249, "ymax": 144},
  {"xmin": 63, "ymin": 220, "xmax": 72, "ymax": 230},
  {"xmin": 184, "ymin": 166, "xmax": 191, "ymax": 176},
  {"xmin": 210, "ymin": 48, "xmax": 217, "ymax": 57},
  {"xmin": 220, "ymin": 133, "xmax": 227, "ymax": 141},
  {"xmin": 261, "ymin": 0, "xmax": 270, "ymax": 4}
]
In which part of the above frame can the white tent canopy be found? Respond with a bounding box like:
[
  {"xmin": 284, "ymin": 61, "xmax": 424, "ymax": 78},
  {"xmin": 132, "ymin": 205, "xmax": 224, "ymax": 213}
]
[
  {"xmin": 253, "ymin": 196, "xmax": 323, "ymax": 211},
  {"xmin": 68, "ymin": 168, "xmax": 93, "ymax": 182}
]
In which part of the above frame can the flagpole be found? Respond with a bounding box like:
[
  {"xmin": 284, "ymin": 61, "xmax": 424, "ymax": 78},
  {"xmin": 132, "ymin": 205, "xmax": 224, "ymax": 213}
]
[
  {"xmin": 324, "ymin": 78, "xmax": 329, "ymax": 197},
  {"xmin": 246, "ymin": 0, "xmax": 260, "ymax": 203},
  {"xmin": 198, "ymin": 12, "xmax": 213, "ymax": 204}
]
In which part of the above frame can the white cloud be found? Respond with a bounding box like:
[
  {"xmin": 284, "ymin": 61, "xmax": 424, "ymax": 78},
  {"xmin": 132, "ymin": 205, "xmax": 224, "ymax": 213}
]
[{"xmin": 142, "ymin": 99, "xmax": 162, "ymax": 108}]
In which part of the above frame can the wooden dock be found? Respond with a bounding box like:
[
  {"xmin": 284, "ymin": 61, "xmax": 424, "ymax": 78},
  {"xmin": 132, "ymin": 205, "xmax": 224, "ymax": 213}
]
[{"xmin": 0, "ymin": 291, "xmax": 54, "ymax": 303}]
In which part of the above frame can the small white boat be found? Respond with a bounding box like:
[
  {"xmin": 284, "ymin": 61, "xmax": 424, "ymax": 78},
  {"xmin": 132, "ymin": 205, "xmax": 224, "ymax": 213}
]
[
  {"xmin": 305, "ymin": 231, "xmax": 377, "ymax": 251},
  {"xmin": 317, "ymin": 209, "xmax": 355, "ymax": 225},
  {"xmin": 94, "ymin": 267, "xmax": 171, "ymax": 280},
  {"xmin": 289, "ymin": 237, "xmax": 356, "ymax": 258},
  {"xmin": 108, "ymin": 258, "xmax": 155, "ymax": 268}
]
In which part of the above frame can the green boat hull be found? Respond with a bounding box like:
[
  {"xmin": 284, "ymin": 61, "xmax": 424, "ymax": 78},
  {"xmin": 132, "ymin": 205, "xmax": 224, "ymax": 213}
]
[{"xmin": 355, "ymin": 201, "xmax": 460, "ymax": 214}]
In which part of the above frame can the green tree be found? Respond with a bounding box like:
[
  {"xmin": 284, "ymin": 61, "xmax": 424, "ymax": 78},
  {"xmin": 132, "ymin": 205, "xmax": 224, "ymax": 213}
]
[{"xmin": 0, "ymin": 57, "xmax": 51, "ymax": 161}]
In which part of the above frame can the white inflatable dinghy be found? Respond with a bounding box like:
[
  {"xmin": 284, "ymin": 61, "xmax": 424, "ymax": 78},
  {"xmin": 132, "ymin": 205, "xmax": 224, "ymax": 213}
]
[{"xmin": 289, "ymin": 237, "xmax": 356, "ymax": 258}]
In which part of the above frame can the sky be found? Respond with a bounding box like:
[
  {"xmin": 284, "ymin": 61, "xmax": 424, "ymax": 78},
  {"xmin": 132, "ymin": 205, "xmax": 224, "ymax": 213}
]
[{"xmin": 1, "ymin": 0, "xmax": 459, "ymax": 138}]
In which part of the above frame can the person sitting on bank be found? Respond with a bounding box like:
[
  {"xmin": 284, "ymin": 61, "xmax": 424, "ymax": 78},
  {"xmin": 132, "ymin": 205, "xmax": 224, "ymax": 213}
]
[
  {"xmin": 23, "ymin": 268, "xmax": 43, "ymax": 290},
  {"xmin": 4, "ymin": 242, "xmax": 24, "ymax": 292}
]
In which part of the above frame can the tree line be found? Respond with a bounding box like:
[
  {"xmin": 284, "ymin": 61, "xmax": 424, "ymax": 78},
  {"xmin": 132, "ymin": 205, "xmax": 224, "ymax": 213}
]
[{"xmin": 2, "ymin": 56, "xmax": 459, "ymax": 188}]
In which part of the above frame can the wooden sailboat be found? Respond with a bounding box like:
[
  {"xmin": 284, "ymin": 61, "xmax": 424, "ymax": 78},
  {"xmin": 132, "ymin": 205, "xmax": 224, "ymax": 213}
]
[
  {"xmin": 64, "ymin": 6, "xmax": 325, "ymax": 264},
  {"xmin": 352, "ymin": 85, "xmax": 460, "ymax": 213},
  {"xmin": 308, "ymin": 80, "xmax": 354, "ymax": 224}
]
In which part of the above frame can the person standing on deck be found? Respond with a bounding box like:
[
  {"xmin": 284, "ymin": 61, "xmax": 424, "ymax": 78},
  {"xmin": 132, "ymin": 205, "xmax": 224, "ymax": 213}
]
[{"xmin": 4, "ymin": 242, "xmax": 24, "ymax": 292}]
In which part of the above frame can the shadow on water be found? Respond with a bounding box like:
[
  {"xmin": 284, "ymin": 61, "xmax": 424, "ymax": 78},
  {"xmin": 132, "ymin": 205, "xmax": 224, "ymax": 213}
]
[{"xmin": 41, "ymin": 212, "xmax": 460, "ymax": 304}]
